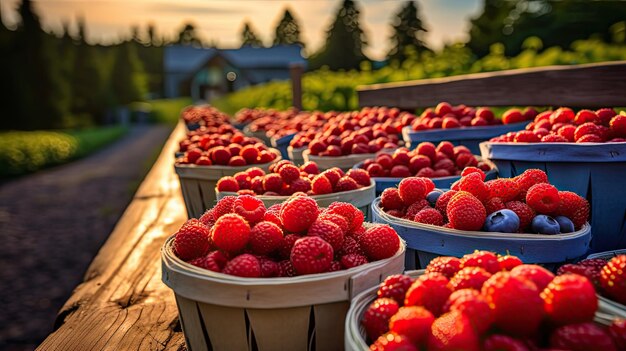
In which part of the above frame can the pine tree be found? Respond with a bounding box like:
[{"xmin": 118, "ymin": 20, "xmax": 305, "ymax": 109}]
[
  {"xmin": 241, "ymin": 22, "xmax": 263, "ymax": 47},
  {"xmin": 176, "ymin": 22, "xmax": 202, "ymax": 46},
  {"xmin": 110, "ymin": 41, "xmax": 148, "ymax": 105},
  {"xmin": 308, "ymin": 0, "xmax": 368, "ymax": 71},
  {"xmin": 273, "ymin": 9, "xmax": 304, "ymax": 47},
  {"xmin": 388, "ymin": 1, "xmax": 430, "ymax": 63}
]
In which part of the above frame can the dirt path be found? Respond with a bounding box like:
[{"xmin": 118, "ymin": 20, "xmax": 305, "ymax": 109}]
[{"xmin": 0, "ymin": 124, "xmax": 172, "ymax": 351}]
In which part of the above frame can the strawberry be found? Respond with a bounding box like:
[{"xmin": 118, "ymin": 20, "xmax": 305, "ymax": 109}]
[
  {"xmin": 377, "ymin": 274, "xmax": 415, "ymax": 305},
  {"xmin": 370, "ymin": 333, "xmax": 418, "ymax": 351},
  {"xmin": 600, "ymin": 255, "xmax": 626, "ymax": 305},
  {"xmin": 290, "ymin": 236, "xmax": 333, "ymax": 275},
  {"xmin": 483, "ymin": 335, "xmax": 530, "ymax": 351},
  {"xmin": 307, "ymin": 219, "xmax": 344, "ymax": 251},
  {"xmin": 498, "ymin": 255, "xmax": 523, "ymax": 271},
  {"xmin": 486, "ymin": 178, "xmax": 520, "ymax": 202},
  {"xmin": 362, "ymin": 298, "xmax": 400, "ymax": 341},
  {"xmin": 526, "ymin": 183, "xmax": 560, "ymax": 214},
  {"xmin": 446, "ymin": 191, "xmax": 487, "ymax": 231},
  {"xmin": 556, "ymin": 191, "xmax": 589, "ymax": 229},
  {"xmin": 457, "ymin": 172, "xmax": 489, "ymax": 202},
  {"xmin": 443, "ymin": 288, "xmax": 494, "ymax": 334},
  {"xmin": 173, "ymin": 219, "xmax": 211, "ymax": 261},
  {"xmin": 404, "ymin": 272, "xmax": 453, "ymax": 316},
  {"xmin": 461, "ymin": 250, "xmax": 500, "ymax": 274},
  {"xmin": 360, "ymin": 224, "xmax": 400, "ymax": 261},
  {"xmin": 482, "ymin": 272, "xmax": 544, "ymax": 336},
  {"xmin": 425, "ymin": 256, "xmax": 461, "ymax": 278},
  {"xmin": 505, "ymin": 201, "xmax": 536, "ymax": 231},
  {"xmin": 413, "ymin": 208, "xmax": 444, "ymax": 226},
  {"xmin": 233, "ymin": 195, "xmax": 266, "ymax": 224},
  {"xmin": 249, "ymin": 221, "xmax": 283, "ymax": 255},
  {"xmin": 398, "ymin": 177, "xmax": 427, "ymax": 206},
  {"xmin": 510, "ymin": 264, "xmax": 555, "ymax": 291},
  {"xmin": 449, "ymin": 266, "xmax": 492, "ymax": 291},
  {"xmin": 427, "ymin": 310, "xmax": 480, "ymax": 351},
  {"xmin": 542, "ymin": 273, "xmax": 597, "ymax": 324},
  {"xmin": 280, "ymin": 195, "xmax": 319, "ymax": 233},
  {"xmin": 389, "ymin": 306, "xmax": 434, "ymax": 344},
  {"xmin": 222, "ymin": 254, "xmax": 261, "ymax": 277},
  {"xmin": 189, "ymin": 250, "xmax": 228, "ymax": 272},
  {"xmin": 550, "ymin": 322, "xmax": 617, "ymax": 351}
]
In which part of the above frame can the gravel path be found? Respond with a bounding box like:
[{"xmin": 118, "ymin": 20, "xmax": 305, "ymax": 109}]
[{"xmin": 0, "ymin": 124, "xmax": 172, "ymax": 351}]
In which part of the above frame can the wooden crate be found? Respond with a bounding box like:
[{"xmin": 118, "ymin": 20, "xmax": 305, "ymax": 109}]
[{"xmin": 161, "ymin": 236, "xmax": 406, "ymax": 351}]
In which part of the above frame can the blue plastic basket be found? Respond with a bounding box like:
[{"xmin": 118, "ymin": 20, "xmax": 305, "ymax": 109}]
[
  {"xmin": 402, "ymin": 122, "xmax": 527, "ymax": 154},
  {"xmin": 371, "ymin": 198, "xmax": 592, "ymax": 270},
  {"xmin": 271, "ymin": 133, "xmax": 296, "ymax": 160},
  {"xmin": 481, "ymin": 141, "xmax": 626, "ymax": 253},
  {"xmin": 352, "ymin": 161, "xmax": 498, "ymax": 196},
  {"xmin": 232, "ymin": 122, "xmax": 248, "ymax": 130}
]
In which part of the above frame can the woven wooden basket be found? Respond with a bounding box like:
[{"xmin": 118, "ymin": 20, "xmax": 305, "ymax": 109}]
[{"xmin": 161, "ymin": 236, "xmax": 406, "ymax": 351}]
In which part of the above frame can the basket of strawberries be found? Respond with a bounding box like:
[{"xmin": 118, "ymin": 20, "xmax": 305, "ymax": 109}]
[
  {"xmin": 161, "ymin": 196, "xmax": 406, "ymax": 351},
  {"xmin": 345, "ymin": 252, "xmax": 626, "ymax": 351},
  {"xmin": 371, "ymin": 169, "xmax": 591, "ymax": 270},
  {"xmin": 180, "ymin": 104, "xmax": 230, "ymax": 131},
  {"xmin": 215, "ymin": 160, "xmax": 377, "ymax": 220},
  {"xmin": 480, "ymin": 107, "xmax": 626, "ymax": 252}
]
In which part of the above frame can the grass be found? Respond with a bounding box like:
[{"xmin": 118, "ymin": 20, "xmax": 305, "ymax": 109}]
[
  {"xmin": 0, "ymin": 126, "xmax": 129, "ymax": 178},
  {"xmin": 146, "ymin": 97, "xmax": 192, "ymax": 125}
]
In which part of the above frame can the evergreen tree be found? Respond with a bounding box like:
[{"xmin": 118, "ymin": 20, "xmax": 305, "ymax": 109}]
[
  {"xmin": 308, "ymin": 0, "xmax": 368, "ymax": 71},
  {"xmin": 110, "ymin": 41, "xmax": 148, "ymax": 105},
  {"xmin": 147, "ymin": 23, "xmax": 159, "ymax": 47},
  {"xmin": 273, "ymin": 9, "xmax": 304, "ymax": 47},
  {"xmin": 241, "ymin": 22, "xmax": 263, "ymax": 47},
  {"xmin": 176, "ymin": 22, "xmax": 201, "ymax": 46},
  {"xmin": 387, "ymin": 1, "xmax": 430, "ymax": 63},
  {"xmin": 0, "ymin": 4, "xmax": 18, "ymax": 129}
]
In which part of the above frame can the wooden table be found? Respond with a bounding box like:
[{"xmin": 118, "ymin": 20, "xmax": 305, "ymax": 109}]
[{"xmin": 37, "ymin": 124, "xmax": 188, "ymax": 350}]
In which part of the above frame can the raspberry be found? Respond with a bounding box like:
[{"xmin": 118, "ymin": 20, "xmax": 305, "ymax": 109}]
[
  {"xmin": 318, "ymin": 213, "xmax": 349, "ymax": 235},
  {"xmin": 247, "ymin": 167, "xmax": 265, "ymax": 179},
  {"xmin": 277, "ymin": 259, "xmax": 297, "ymax": 277},
  {"xmin": 413, "ymin": 208, "xmax": 444, "ymax": 226},
  {"xmin": 385, "ymin": 209, "xmax": 404, "ymax": 218},
  {"xmin": 398, "ymin": 177, "xmax": 427, "ymax": 206},
  {"xmin": 416, "ymin": 142, "xmax": 436, "ymax": 161},
  {"xmin": 371, "ymin": 333, "xmax": 418, "ymax": 351},
  {"xmin": 239, "ymin": 145, "xmax": 260, "ymax": 164},
  {"xmin": 557, "ymin": 191, "xmax": 589, "ymax": 229},
  {"xmin": 211, "ymin": 213, "xmax": 251, "ymax": 253},
  {"xmin": 408, "ymin": 155, "xmax": 431, "ymax": 174},
  {"xmin": 514, "ymin": 130, "xmax": 540, "ymax": 142},
  {"xmin": 216, "ymin": 176, "xmax": 239, "ymax": 192},
  {"xmin": 505, "ymin": 200, "xmax": 535, "ymax": 231},
  {"xmin": 610, "ymin": 115, "xmax": 626, "ymax": 137},
  {"xmin": 405, "ymin": 272, "xmax": 452, "ymax": 316},
  {"xmin": 326, "ymin": 202, "xmax": 364, "ymax": 232},
  {"xmin": 389, "ymin": 306, "xmax": 434, "ymax": 345},
  {"xmin": 497, "ymin": 255, "xmax": 523, "ymax": 271},
  {"xmin": 509, "ymin": 264, "xmax": 555, "ymax": 291},
  {"xmin": 199, "ymin": 209, "xmax": 215, "ymax": 227},
  {"xmin": 404, "ymin": 199, "xmax": 430, "ymax": 219},
  {"xmin": 360, "ymin": 224, "xmax": 400, "ymax": 261},
  {"xmin": 461, "ymin": 250, "xmax": 500, "ymax": 274},
  {"xmin": 321, "ymin": 169, "xmax": 341, "ymax": 187},
  {"xmin": 575, "ymin": 109, "xmax": 601, "ymax": 125},
  {"xmin": 338, "ymin": 236, "xmax": 364, "ymax": 257},
  {"xmin": 550, "ymin": 107, "xmax": 574, "ymax": 124},
  {"xmin": 307, "ymin": 219, "xmax": 344, "ymax": 251},
  {"xmin": 377, "ymin": 274, "xmax": 415, "ymax": 305},
  {"xmin": 289, "ymin": 178, "xmax": 311, "ymax": 194},
  {"xmin": 340, "ymin": 253, "xmax": 368, "ymax": 269},
  {"xmin": 271, "ymin": 160, "xmax": 292, "ymax": 173},
  {"xmin": 574, "ymin": 122, "xmax": 599, "ymax": 141},
  {"xmin": 542, "ymin": 273, "xmax": 597, "ymax": 324},
  {"xmin": 232, "ymin": 195, "xmax": 266, "ymax": 224},
  {"xmin": 556, "ymin": 264, "xmax": 596, "ymax": 282},
  {"xmin": 280, "ymin": 196, "xmax": 319, "ymax": 233},
  {"xmin": 486, "ymin": 178, "xmax": 520, "ymax": 202},
  {"xmin": 381, "ymin": 188, "xmax": 404, "ymax": 210},
  {"xmin": 609, "ymin": 319, "xmax": 626, "ymax": 350},
  {"xmin": 446, "ymin": 191, "xmax": 487, "ymax": 231},
  {"xmin": 461, "ymin": 166, "xmax": 485, "ymax": 180},
  {"xmin": 249, "ymin": 221, "xmax": 283, "ymax": 255},
  {"xmin": 222, "ymin": 254, "xmax": 261, "ymax": 277},
  {"xmin": 362, "ymin": 298, "xmax": 400, "ymax": 341},
  {"xmin": 541, "ymin": 134, "xmax": 568, "ymax": 142},
  {"xmin": 526, "ymin": 183, "xmax": 560, "ymax": 214},
  {"xmin": 577, "ymin": 134, "xmax": 603, "ymax": 143},
  {"xmin": 258, "ymin": 257, "xmax": 279, "ymax": 277},
  {"xmin": 335, "ymin": 176, "xmax": 359, "ymax": 192},
  {"xmin": 347, "ymin": 168, "xmax": 371, "ymax": 187},
  {"xmin": 311, "ymin": 174, "xmax": 333, "ymax": 195},
  {"xmin": 228, "ymin": 156, "xmax": 246, "ymax": 166},
  {"xmin": 514, "ymin": 169, "xmax": 548, "ymax": 198},
  {"xmin": 427, "ymin": 310, "xmax": 480, "ymax": 351},
  {"xmin": 327, "ymin": 260, "xmax": 342, "ymax": 272},
  {"xmin": 278, "ymin": 164, "xmax": 300, "ymax": 183},
  {"xmin": 174, "ymin": 219, "xmax": 211, "ymax": 261},
  {"xmin": 300, "ymin": 161, "xmax": 319, "ymax": 175},
  {"xmin": 449, "ymin": 266, "xmax": 492, "ymax": 291},
  {"xmin": 237, "ymin": 189, "xmax": 256, "ymax": 196},
  {"xmin": 189, "ymin": 250, "xmax": 228, "ymax": 272},
  {"xmin": 550, "ymin": 323, "xmax": 617, "ymax": 351},
  {"xmin": 290, "ymin": 236, "xmax": 333, "ymax": 275},
  {"xmin": 482, "ymin": 272, "xmax": 543, "ymax": 336},
  {"xmin": 435, "ymin": 190, "xmax": 458, "ymax": 217},
  {"xmin": 484, "ymin": 197, "xmax": 506, "ymax": 214},
  {"xmin": 425, "ymin": 256, "xmax": 461, "ymax": 278},
  {"xmin": 443, "ymin": 289, "xmax": 494, "ymax": 334},
  {"xmin": 579, "ymin": 258, "xmax": 607, "ymax": 270},
  {"xmin": 457, "ymin": 172, "xmax": 488, "ymax": 202},
  {"xmin": 600, "ymin": 255, "xmax": 626, "ymax": 305},
  {"xmin": 483, "ymin": 335, "xmax": 529, "ymax": 351},
  {"xmin": 263, "ymin": 203, "xmax": 282, "ymax": 226},
  {"xmin": 263, "ymin": 173, "xmax": 283, "ymax": 193}
]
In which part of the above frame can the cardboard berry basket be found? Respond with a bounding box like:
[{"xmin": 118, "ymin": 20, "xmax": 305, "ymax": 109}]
[
  {"xmin": 288, "ymin": 145, "xmax": 308, "ymax": 166},
  {"xmin": 303, "ymin": 149, "xmax": 396, "ymax": 172},
  {"xmin": 270, "ymin": 133, "xmax": 296, "ymax": 161},
  {"xmin": 352, "ymin": 158, "xmax": 498, "ymax": 196},
  {"xmin": 344, "ymin": 269, "xmax": 626, "ymax": 351},
  {"xmin": 480, "ymin": 141, "xmax": 626, "ymax": 253},
  {"xmin": 175, "ymin": 149, "xmax": 282, "ymax": 218},
  {"xmin": 371, "ymin": 198, "xmax": 591, "ymax": 270},
  {"xmin": 402, "ymin": 122, "xmax": 527, "ymax": 154},
  {"xmin": 586, "ymin": 248, "xmax": 626, "ymax": 312},
  {"xmin": 161, "ymin": 236, "xmax": 406, "ymax": 351},
  {"xmin": 216, "ymin": 180, "xmax": 377, "ymax": 221}
]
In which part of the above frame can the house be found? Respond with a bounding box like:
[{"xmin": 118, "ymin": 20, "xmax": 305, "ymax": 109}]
[{"xmin": 163, "ymin": 45, "xmax": 307, "ymax": 101}]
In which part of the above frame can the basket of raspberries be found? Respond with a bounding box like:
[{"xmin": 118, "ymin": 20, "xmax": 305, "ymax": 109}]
[
  {"xmin": 371, "ymin": 168, "xmax": 591, "ymax": 269},
  {"xmin": 480, "ymin": 108, "xmax": 626, "ymax": 253},
  {"xmin": 354, "ymin": 143, "xmax": 495, "ymax": 195},
  {"xmin": 345, "ymin": 251, "xmax": 626, "ymax": 351},
  {"xmin": 174, "ymin": 129, "xmax": 281, "ymax": 218},
  {"xmin": 179, "ymin": 104, "xmax": 230, "ymax": 131},
  {"xmin": 402, "ymin": 102, "xmax": 533, "ymax": 153},
  {"xmin": 216, "ymin": 160, "xmax": 376, "ymax": 219},
  {"xmin": 161, "ymin": 196, "xmax": 405, "ymax": 351}
]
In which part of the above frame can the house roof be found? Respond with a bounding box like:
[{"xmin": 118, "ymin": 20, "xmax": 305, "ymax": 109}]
[{"xmin": 164, "ymin": 45, "xmax": 306, "ymax": 73}]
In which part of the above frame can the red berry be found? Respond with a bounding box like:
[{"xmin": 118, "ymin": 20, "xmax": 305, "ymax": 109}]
[
  {"xmin": 550, "ymin": 107, "xmax": 574, "ymax": 124},
  {"xmin": 484, "ymin": 197, "xmax": 506, "ymax": 215},
  {"xmin": 258, "ymin": 257, "xmax": 279, "ymax": 277},
  {"xmin": 610, "ymin": 115, "xmax": 626, "ymax": 137},
  {"xmin": 505, "ymin": 201, "xmax": 536, "ymax": 231},
  {"xmin": 600, "ymin": 255, "xmax": 626, "ymax": 305},
  {"xmin": 557, "ymin": 264, "xmax": 596, "ymax": 282},
  {"xmin": 425, "ymin": 256, "xmax": 461, "ymax": 278},
  {"xmin": 510, "ymin": 264, "xmax": 555, "ymax": 291},
  {"xmin": 362, "ymin": 298, "xmax": 399, "ymax": 341},
  {"xmin": 347, "ymin": 168, "xmax": 371, "ymax": 187},
  {"xmin": 377, "ymin": 274, "xmax": 415, "ymax": 305},
  {"xmin": 389, "ymin": 306, "xmax": 434, "ymax": 345},
  {"xmin": 213, "ymin": 196, "xmax": 236, "ymax": 219},
  {"xmin": 486, "ymin": 178, "xmax": 520, "ymax": 202},
  {"xmin": 514, "ymin": 130, "xmax": 540, "ymax": 143},
  {"xmin": 542, "ymin": 273, "xmax": 597, "ymax": 324},
  {"xmin": 446, "ymin": 191, "xmax": 487, "ymax": 231},
  {"xmin": 526, "ymin": 183, "xmax": 560, "ymax": 214},
  {"xmin": 514, "ymin": 169, "xmax": 548, "ymax": 198},
  {"xmin": 574, "ymin": 122, "xmax": 599, "ymax": 141},
  {"xmin": 290, "ymin": 236, "xmax": 333, "ymax": 275},
  {"xmin": 483, "ymin": 335, "xmax": 530, "ymax": 351},
  {"xmin": 277, "ymin": 259, "xmax": 297, "ymax": 277},
  {"xmin": 222, "ymin": 254, "xmax": 261, "ymax": 277},
  {"xmin": 435, "ymin": 190, "xmax": 458, "ymax": 218},
  {"xmin": 577, "ymin": 134, "xmax": 603, "ymax": 143},
  {"xmin": 449, "ymin": 266, "xmax": 492, "ymax": 291},
  {"xmin": 189, "ymin": 250, "xmax": 228, "ymax": 272},
  {"xmin": 217, "ymin": 176, "xmax": 239, "ymax": 192},
  {"xmin": 340, "ymin": 253, "xmax": 368, "ymax": 269},
  {"xmin": 174, "ymin": 219, "xmax": 210, "ymax": 261},
  {"xmin": 550, "ymin": 322, "xmax": 617, "ymax": 351},
  {"xmin": 311, "ymin": 174, "xmax": 333, "ymax": 195},
  {"xmin": 405, "ymin": 272, "xmax": 452, "ymax": 316},
  {"xmin": 371, "ymin": 333, "xmax": 417, "ymax": 351},
  {"xmin": 240, "ymin": 145, "xmax": 260, "ymax": 164},
  {"xmin": 498, "ymin": 255, "xmax": 523, "ymax": 271},
  {"xmin": 609, "ymin": 319, "xmax": 626, "ymax": 350},
  {"xmin": 335, "ymin": 176, "xmax": 359, "ymax": 192},
  {"xmin": 249, "ymin": 221, "xmax": 283, "ymax": 255},
  {"xmin": 575, "ymin": 109, "xmax": 601, "ymax": 125},
  {"xmin": 457, "ymin": 172, "xmax": 489, "ymax": 202},
  {"xmin": 380, "ymin": 188, "xmax": 404, "ymax": 211},
  {"xmin": 279, "ymin": 164, "xmax": 300, "ymax": 183},
  {"xmin": 211, "ymin": 213, "xmax": 251, "ymax": 253},
  {"xmin": 233, "ymin": 195, "xmax": 266, "ymax": 224},
  {"xmin": 413, "ymin": 208, "xmax": 444, "ymax": 226},
  {"xmin": 307, "ymin": 219, "xmax": 344, "ymax": 251},
  {"xmin": 280, "ymin": 196, "xmax": 319, "ymax": 233},
  {"xmin": 427, "ymin": 310, "xmax": 480, "ymax": 351},
  {"xmin": 416, "ymin": 142, "xmax": 437, "ymax": 161},
  {"xmin": 228, "ymin": 156, "xmax": 246, "ymax": 166},
  {"xmin": 461, "ymin": 166, "xmax": 486, "ymax": 180},
  {"xmin": 443, "ymin": 288, "xmax": 494, "ymax": 334},
  {"xmin": 360, "ymin": 224, "xmax": 400, "ymax": 261},
  {"xmin": 557, "ymin": 191, "xmax": 589, "ymax": 229},
  {"xmin": 325, "ymin": 202, "xmax": 364, "ymax": 232},
  {"xmin": 404, "ymin": 199, "xmax": 430, "ymax": 219},
  {"xmin": 263, "ymin": 173, "xmax": 283, "ymax": 193}
]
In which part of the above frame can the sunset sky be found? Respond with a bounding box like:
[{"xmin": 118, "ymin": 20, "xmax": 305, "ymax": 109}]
[{"xmin": 1, "ymin": 0, "xmax": 482, "ymax": 60}]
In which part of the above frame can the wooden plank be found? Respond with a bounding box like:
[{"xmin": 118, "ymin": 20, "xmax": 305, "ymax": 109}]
[
  {"xmin": 357, "ymin": 61, "xmax": 626, "ymax": 109},
  {"xmin": 37, "ymin": 123, "xmax": 189, "ymax": 351}
]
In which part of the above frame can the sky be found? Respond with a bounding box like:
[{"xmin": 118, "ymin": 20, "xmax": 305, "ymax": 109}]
[{"xmin": 1, "ymin": 0, "xmax": 483, "ymax": 60}]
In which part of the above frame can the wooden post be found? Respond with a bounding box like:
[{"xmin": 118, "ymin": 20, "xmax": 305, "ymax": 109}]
[{"xmin": 290, "ymin": 63, "xmax": 304, "ymax": 110}]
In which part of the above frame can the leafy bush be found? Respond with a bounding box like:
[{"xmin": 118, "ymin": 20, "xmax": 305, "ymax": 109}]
[{"xmin": 147, "ymin": 98, "xmax": 193, "ymax": 125}]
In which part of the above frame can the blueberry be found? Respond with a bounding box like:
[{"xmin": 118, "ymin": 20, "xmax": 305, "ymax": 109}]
[
  {"xmin": 426, "ymin": 190, "xmax": 444, "ymax": 206},
  {"xmin": 531, "ymin": 215, "xmax": 561, "ymax": 234},
  {"xmin": 554, "ymin": 216, "xmax": 575, "ymax": 233},
  {"xmin": 483, "ymin": 209, "xmax": 520, "ymax": 233}
]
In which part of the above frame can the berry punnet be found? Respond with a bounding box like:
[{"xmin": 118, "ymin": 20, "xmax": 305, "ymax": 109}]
[
  {"xmin": 556, "ymin": 255, "xmax": 626, "ymax": 306},
  {"xmin": 361, "ymin": 251, "xmax": 621, "ymax": 350},
  {"xmin": 378, "ymin": 169, "xmax": 589, "ymax": 234},
  {"xmin": 171, "ymin": 196, "xmax": 402, "ymax": 278}
]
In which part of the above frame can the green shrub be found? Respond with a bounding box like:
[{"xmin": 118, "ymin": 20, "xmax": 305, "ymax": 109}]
[{"xmin": 148, "ymin": 98, "xmax": 193, "ymax": 125}]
